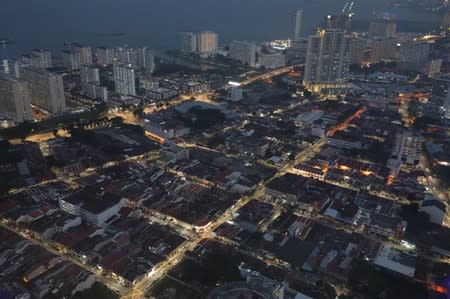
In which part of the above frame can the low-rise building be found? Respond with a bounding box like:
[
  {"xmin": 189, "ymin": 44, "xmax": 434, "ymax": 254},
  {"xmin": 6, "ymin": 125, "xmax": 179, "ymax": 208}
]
[
  {"xmin": 59, "ymin": 187, "xmax": 127, "ymax": 226},
  {"xmin": 368, "ymin": 214, "xmax": 407, "ymax": 240}
]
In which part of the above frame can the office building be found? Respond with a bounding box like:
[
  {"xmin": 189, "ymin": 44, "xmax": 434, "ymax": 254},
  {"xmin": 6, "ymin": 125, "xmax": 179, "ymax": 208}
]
[
  {"xmin": 198, "ymin": 31, "xmax": 218, "ymax": 53},
  {"xmin": 259, "ymin": 53, "xmax": 286, "ymax": 69},
  {"xmin": 229, "ymin": 41, "xmax": 261, "ymax": 67},
  {"xmin": 304, "ymin": 29, "xmax": 351, "ymax": 95},
  {"xmin": 137, "ymin": 47, "xmax": 155, "ymax": 72},
  {"xmin": 63, "ymin": 50, "xmax": 81, "ymax": 71},
  {"xmin": 369, "ymin": 21, "xmax": 397, "ymax": 38},
  {"xmin": 0, "ymin": 76, "xmax": 32, "ymax": 122},
  {"xmin": 21, "ymin": 67, "xmax": 66, "ymax": 114},
  {"xmin": 113, "ymin": 63, "xmax": 136, "ymax": 96},
  {"xmin": 180, "ymin": 32, "xmax": 198, "ymax": 54},
  {"xmin": 95, "ymin": 47, "xmax": 115, "ymax": 66},
  {"xmin": 293, "ymin": 10, "xmax": 302, "ymax": 42}
]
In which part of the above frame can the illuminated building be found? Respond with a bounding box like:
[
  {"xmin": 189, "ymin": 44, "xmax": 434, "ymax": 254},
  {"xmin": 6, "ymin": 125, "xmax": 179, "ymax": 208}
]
[
  {"xmin": 303, "ymin": 29, "xmax": 351, "ymax": 95},
  {"xmin": 197, "ymin": 31, "xmax": 218, "ymax": 53}
]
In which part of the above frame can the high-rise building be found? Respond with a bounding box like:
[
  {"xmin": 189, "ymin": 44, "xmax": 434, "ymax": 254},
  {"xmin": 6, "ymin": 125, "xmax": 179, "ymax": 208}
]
[
  {"xmin": 304, "ymin": 29, "xmax": 351, "ymax": 95},
  {"xmin": 368, "ymin": 38, "xmax": 397, "ymax": 63},
  {"xmin": 369, "ymin": 21, "xmax": 397, "ymax": 38},
  {"xmin": 21, "ymin": 67, "xmax": 66, "ymax": 114},
  {"xmin": 96, "ymin": 47, "xmax": 115, "ymax": 66},
  {"xmin": 137, "ymin": 48, "xmax": 155, "ymax": 72},
  {"xmin": 113, "ymin": 63, "xmax": 136, "ymax": 96},
  {"xmin": 229, "ymin": 41, "xmax": 261, "ymax": 67},
  {"xmin": 427, "ymin": 59, "xmax": 442, "ymax": 78},
  {"xmin": 63, "ymin": 50, "xmax": 81, "ymax": 71},
  {"xmin": 293, "ymin": 10, "xmax": 303, "ymax": 42},
  {"xmin": 259, "ymin": 53, "xmax": 286, "ymax": 69},
  {"xmin": 397, "ymin": 42, "xmax": 430, "ymax": 71},
  {"xmin": 445, "ymin": 89, "xmax": 450, "ymax": 119},
  {"xmin": 390, "ymin": 131, "xmax": 422, "ymax": 169},
  {"xmin": 325, "ymin": 14, "xmax": 352, "ymax": 32},
  {"xmin": 80, "ymin": 66, "xmax": 100, "ymax": 85},
  {"xmin": 180, "ymin": 32, "xmax": 198, "ymax": 54},
  {"xmin": 198, "ymin": 31, "xmax": 218, "ymax": 53},
  {"xmin": 73, "ymin": 44, "xmax": 93, "ymax": 66},
  {"xmin": 2, "ymin": 59, "xmax": 21, "ymax": 78},
  {"xmin": 31, "ymin": 49, "xmax": 53, "ymax": 68},
  {"xmin": 431, "ymin": 75, "xmax": 450, "ymax": 100},
  {"xmin": 0, "ymin": 76, "xmax": 32, "ymax": 122},
  {"xmin": 80, "ymin": 66, "xmax": 107, "ymax": 101}
]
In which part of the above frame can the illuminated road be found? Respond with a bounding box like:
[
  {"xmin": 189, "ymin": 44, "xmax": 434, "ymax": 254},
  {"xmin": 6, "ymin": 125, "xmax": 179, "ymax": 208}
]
[
  {"xmin": 239, "ymin": 65, "xmax": 303, "ymax": 86},
  {"xmin": 0, "ymin": 220, "xmax": 126, "ymax": 295},
  {"xmin": 121, "ymin": 137, "xmax": 326, "ymax": 298}
]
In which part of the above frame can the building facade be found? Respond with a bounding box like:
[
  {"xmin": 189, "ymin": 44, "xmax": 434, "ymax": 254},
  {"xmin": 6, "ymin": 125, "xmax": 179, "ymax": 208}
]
[
  {"xmin": 180, "ymin": 32, "xmax": 198, "ymax": 54},
  {"xmin": 21, "ymin": 67, "xmax": 66, "ymax": 114},
  {"xmin": 229, "ymin": 41, "xmax": 261, "ymax": 67},
  {"xmin": 113, "ymin": 63, "xmax": 136, "ymax": 96},
  {"xmin": 198, "ymin": 31, "xmax": 218, "ymax": 53},
  {"xmin": 0, "ymin": 76, "xmax": 32, "ymax": 122},
  {"xmin": 303, "ymin": 29, "xmax": 351, "ymax": 95}
]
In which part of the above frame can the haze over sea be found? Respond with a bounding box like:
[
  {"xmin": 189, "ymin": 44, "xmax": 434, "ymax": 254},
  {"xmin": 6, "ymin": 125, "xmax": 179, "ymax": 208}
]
[{"xmin": 0, "ymin": 0, "xmax": 441, "ymax": 59}]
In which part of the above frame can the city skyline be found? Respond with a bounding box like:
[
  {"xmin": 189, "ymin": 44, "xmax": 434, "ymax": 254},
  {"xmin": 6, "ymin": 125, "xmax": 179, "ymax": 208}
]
[{"xmin": 0, "ymin": 1, "xmax": 449, "ymax": 299}]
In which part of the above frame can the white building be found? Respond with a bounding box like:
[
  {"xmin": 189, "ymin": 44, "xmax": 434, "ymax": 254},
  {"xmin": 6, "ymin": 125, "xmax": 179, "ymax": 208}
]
[
  {"xmin": 420, "ymin": 198, "xmax": 446, "ymax": 225},
  {"xmin": 21, "ymin": 67, "xmax": 66, "ymax": 114},
  {"xmin": 95, "ymin": 47, "xmax": 115, "ymax": 66},
  {"xmin": 293, "ymin": 10, "xmax": 303, "ymax": 42},
  {"xmin": 230, "ymin": 86, "xmax": 243, "ymax": 101},
  {"xmin": 137, "ymin": 47, "xmax": 155, "ymax": 72},
  {"xmin": 80, "ymin": 66, "xmax": 100, "ymax": 85},
  {"xmin": 390, "ymin": 131, "xmax": 422, "ymax": 169},
  {"xmin": 63, "ymin": 50, "xmax": 81, "ymax": 71},
  {"xmin": 259, "ymin": 53, "xmax": 286, "ymax": 69},
  {"xmin": 374, "ymin": 245, "xmax": 416, "ymax": 277},
  {"xmin": 180, "ymin": 32, "xmax": 198, "ymax": 54},
  {"xmin": 0, "ymin": 76, "xmax": 33, "ymax": 122},
  {"xmin": 113, "ymin": 63, "xmax": 136, "ymax": 96},
  {"xmin": 59, "ymin": 188, "xmax": 128, "ymax": 226},
  {"xmin": 229, "ymin": 41, "xmax": 261, "ymax": 67}
]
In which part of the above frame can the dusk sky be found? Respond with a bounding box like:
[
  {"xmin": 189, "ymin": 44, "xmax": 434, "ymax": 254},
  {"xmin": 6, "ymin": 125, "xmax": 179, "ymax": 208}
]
[{"xmin": 0, "ymin": 0, "xmax": 403, "ymax": 55}]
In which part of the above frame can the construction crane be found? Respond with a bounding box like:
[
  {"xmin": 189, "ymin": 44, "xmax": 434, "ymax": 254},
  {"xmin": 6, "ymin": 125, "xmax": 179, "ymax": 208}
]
[{"xmin": 341, "ymin": 1, "xmax": 355, "ymax": 17}]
